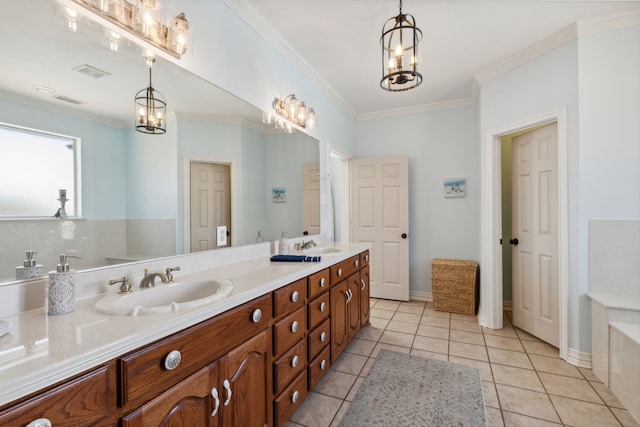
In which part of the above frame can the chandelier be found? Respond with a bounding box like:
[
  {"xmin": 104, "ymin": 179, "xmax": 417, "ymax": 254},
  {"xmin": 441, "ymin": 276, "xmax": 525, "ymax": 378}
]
[
  {"xmin": 263, "ymin": 94, "xmax": 316, "ymax": 133},
  {"xmin": 380, "ymin": 0, "xmax": 422, "ymax": 91},
  {"xmin": 134, "ymin": 57, "xmax": 166, "ymax": 134}
]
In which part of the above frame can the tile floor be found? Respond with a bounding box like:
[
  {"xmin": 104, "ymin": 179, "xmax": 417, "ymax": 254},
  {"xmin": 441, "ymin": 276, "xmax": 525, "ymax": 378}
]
[{"xmin": 286, "ymin": 299, "xmax": 640, "ymax": 427}]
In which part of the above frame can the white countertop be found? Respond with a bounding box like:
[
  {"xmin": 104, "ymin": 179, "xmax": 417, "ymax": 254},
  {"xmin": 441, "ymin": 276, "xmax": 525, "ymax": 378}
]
[
  {"xmin": 0, "ymin": 243, "xmax": 368, "ymax": 407},
  {"xmin": 587, "ymin": 293, "xmax": 640, "ymax": 311},
  {"xmin": 610, "ymin": 322, "xmax": 640, "ymax": 343}
]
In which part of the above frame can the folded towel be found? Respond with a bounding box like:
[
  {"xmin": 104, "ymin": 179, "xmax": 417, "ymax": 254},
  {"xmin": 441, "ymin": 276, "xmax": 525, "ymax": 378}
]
[{"xmin": 270, "ymin": 255, "xmax": 321, "ymax": 262}]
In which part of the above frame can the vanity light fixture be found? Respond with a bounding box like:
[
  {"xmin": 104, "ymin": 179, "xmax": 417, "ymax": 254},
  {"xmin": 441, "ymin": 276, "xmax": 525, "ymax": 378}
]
[
  {"xmin": 134, "ymin": 56, "xmax": 166, "ymax": 134},
  {"xmin": 380, "ymin": 0, "xmax": 422, "ymax": 92},
  {"xmin": 55, "ymin": 0, "xmax": 192, "ymax": 58},
  {"xmin": 269, "ymin": 94, "xmax": 316, "ymax": 131}
]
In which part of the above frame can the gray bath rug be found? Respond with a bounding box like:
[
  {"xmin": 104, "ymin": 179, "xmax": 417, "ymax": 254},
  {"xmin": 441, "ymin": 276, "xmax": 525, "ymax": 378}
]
[{"xmin": 340, "ymin": 349, "xmax": 487, "ymax": 426}]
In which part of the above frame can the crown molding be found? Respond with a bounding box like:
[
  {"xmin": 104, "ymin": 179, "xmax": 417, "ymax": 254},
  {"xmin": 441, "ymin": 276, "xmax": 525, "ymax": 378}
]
[
  {"xmin": 578, "ymin": 9, "xmax": 640, "ymax": 36},
  {"xmin": 221, "ymin": 0, "xmax": 357, "ymax": 120},
  {"xmin": 356, "ymin": 97, "xmax": 476, "ymax": 122}
]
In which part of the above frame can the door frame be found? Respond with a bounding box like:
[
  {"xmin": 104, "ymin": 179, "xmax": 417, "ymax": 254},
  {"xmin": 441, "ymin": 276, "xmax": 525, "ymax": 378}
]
[{"xmin": 481, "ymin": 107, "xmax": 568, "ymax": 360}]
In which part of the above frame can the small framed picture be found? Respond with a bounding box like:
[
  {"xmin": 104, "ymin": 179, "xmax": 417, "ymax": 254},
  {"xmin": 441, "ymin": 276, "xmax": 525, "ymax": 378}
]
[
  {"xmin": 272, "ymin": 187, "xmax": 287, "ymax": 203},
  {"xmin": 444, "ymin": 178, "xmax": 466, "ymax": 198}
]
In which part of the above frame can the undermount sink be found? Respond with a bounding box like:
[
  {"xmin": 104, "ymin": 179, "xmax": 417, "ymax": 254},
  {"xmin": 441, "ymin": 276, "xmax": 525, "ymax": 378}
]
[
  {"xmin": 94, "ymin": 279, "xmax": 234, "ymax": 316},
  {"xmin": 302, "ymin": 246, "xmax": 343, "ymax": 255}
]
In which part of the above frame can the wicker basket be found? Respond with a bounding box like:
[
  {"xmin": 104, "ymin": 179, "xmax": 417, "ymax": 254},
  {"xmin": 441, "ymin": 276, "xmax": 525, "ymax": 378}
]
[{"xmin": 431, "ymin": 259, "xmax": 478, "ymax": 315}]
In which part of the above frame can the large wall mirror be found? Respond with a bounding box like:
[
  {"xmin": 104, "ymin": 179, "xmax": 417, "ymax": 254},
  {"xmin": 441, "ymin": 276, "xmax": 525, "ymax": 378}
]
[{"xmin": 0, "ymin": 0, "xmax": 320, "ymax": 284}]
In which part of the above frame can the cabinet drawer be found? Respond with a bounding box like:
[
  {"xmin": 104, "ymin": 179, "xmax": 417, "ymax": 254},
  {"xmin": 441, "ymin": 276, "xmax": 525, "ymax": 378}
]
[
  {"xmin": 329, "ymin": 255, "xmax": 360, "ymax": 285},
  {"xmin": 307, "ymin": 291, "xmax": 330, "ymax": 330},
  {"xmin": 120, "ymin": 294, "xmax": 272, "ymax": 406},
  {"xmin": 307, "ymin": 318, "xmax": 330, "ymax": 361},
  {"xmin": 273, "ymin": 339, "xmax": 307, "ymax": 395},
  {"xmin": 273, "ymin": 306, "xmax": 307, "ymax": 358},
  {"xmin": 0, "ymin": 365, "xmax": 115, "ymax": 426},
  {"xmin": 307, "ymin": 268, "xmax": 329, "ymax": 300},
  {"xmin": 359, "ymin": 250, "xmax": 370, "ymax": 269},
  {"xmin": 274, "ymin": 371, "xmax": 308, "ymax": 427},
  {"xmin": 308, "ymin": 345, "xmax": 331, "ymax": 390},
  {"xmin": 274, "ymin": 278, "xmax": 306, "ymax": 318}
]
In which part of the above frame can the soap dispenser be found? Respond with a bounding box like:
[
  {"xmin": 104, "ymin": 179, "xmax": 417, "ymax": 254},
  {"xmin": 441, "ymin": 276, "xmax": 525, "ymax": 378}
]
[
  {"xmin": 279, "ymin": 232, "xmax": 289, "ymax": 255},
  {"xmin": 16, "ymin": 250, "xmax": 43, "ymax": 280},
  {"xmin": 48, "ymin": 254, "xmax": 79, "ymax": 315}
]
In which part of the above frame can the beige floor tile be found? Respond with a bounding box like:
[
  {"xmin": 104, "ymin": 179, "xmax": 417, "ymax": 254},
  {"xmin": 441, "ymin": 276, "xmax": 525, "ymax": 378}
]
[
  {"xmin": 379, "ymin": 330, "xmax": 414, "ymax": 347},
  {"xmin": 359, "ymin": 357, "xmax": 375, "ymax": 377},
  {"xmin": 451, "ymin": 312, "xmax": 478, "ymax": 322},
  {"xmin": 386, "ymin": 319, "xmax": 419, "ymax": 334},
  {"xmin": 482, "ymin": 326, "xmax": 518, "ymax": 338},
  {"xmin": 610, "ymin": 407, "xmax": 640, "ymax": 427},
  {"xmin": 371, "ymin": 342, "xmax": 411, "ymax": 358},
  {"xmin": 284, "ymin": 422, "xmax": 305, "ymax": 427},
  {"xmin": 590, "ymin": 381, "xmax": 626, "ymax": 408},
  {"xmin": 521, "ymin": 339, "xmax": 559, "ymax": 358},
  {"xmin": 488, "ymin": 347, "xmax": 533, "ymax": 369},
  {"xmin": 538, "ymin": 372, "xmax": 603, "ymax": 403},
  {"xmin": 449, "ymin": 356, "xmax": 494, "ymax": 382},
  {"xmin": 328, "ymin": 401, "xmax": 351, "ymax": 427},
  {"xmin": 486, "ymin": 407, "xmax": 505, "ymax": 426},
  {"xmin": 580, "ymin": 367, "xmax": 603, "ymax": 383},
  {"xmin": 515, "ymin": 328, "xmax": 544, "ymax": 342},
  {"xmin": 368, "ymin": 317, "xmax": 389, "ymax": 330},
  {"xmin": 289, "ymin": 391, "xmax": 343, "ymax": 427},
  {"xmin": 344, "ymin": 376, "xmax": 364, "ymax": 402},
  {"xmin": 397, "ymin": 302, "xmax": 425, "ymax": 315},
  {"xmin": 483, "ymin": 380, "xmax": 500, "ymax": 408},
  {"xmin": 374, "ymin": 300, "xmax": 400, "ymax": 311},
  {"xmin": 370, "ymin": 308, "xmax": 395, "ymax": 320},
  {"xmin": 420, "ymin": 314, "xmax": 451, "ymax": 328},
  {"xmin": 502, "ymin": 411, "xmax": 563, "ymax": 426},
  {"xmin": 451, "ymin": 318, "xmax": 482, "ymax": 333},
  {"xmin": 410, "ymin": 348, "xmax": 448, "ymax": 361},
  {"xmin": 529, "ymin": 354, "xmax": 582, "ymax": 378},
  {"xmin": 416, "ymin": 324, "xmax": 450, "ymax": 340},
  {"xmin": 450, "ymin": 329, "xmax": 485, "ymax": 346},
  {"xmin": 422, "ymin": 307, "xmax": 451, "ymax": 318},
  {"xmin": 313, "ymin": 370, "xmax": 357, "ymax": 400},
  {"xmin": 484, "ymin": 334, "xmax": 525, "ymax": 352},
  {"xmin": 355, "ymin": 326, "xmax": 383, "ymax": 342},
  {"xmin": 344, "ymin": 338, "xmax": 376, "ymax": 357},
  {"xmin": 392, "ymin": 311, "xmax": 421, "ymax": 324},
  {"xmin": 492, "ymin": 364, "xmax": 544, "ymax": 392},
  {"xmin": 449, "ymin": 341, "xmax": 488, "ymax": 362},
  {"xmin": 550, "ymin": 395, "xmax": 622, "ymax": 427},
  {"xmin": 330, "ymin": 352, "xmax": 368, "ymax": 376},
  {"xmin": 495, "ymin": 384, "xmax": 560, "ymax": 423},
  {"xmin": 412, "ymin": 335, "xmax": 449, "ymax": 354}
]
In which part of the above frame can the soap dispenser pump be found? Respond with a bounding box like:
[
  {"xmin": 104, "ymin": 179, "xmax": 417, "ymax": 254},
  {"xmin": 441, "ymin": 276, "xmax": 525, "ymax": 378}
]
[
  {"xmin": 48, "ymin": 254, "xmax": 80, "ymax": 315},
  {"xmin": 16, "ymin": 250, "xmax": 43, "ymax": 280}
]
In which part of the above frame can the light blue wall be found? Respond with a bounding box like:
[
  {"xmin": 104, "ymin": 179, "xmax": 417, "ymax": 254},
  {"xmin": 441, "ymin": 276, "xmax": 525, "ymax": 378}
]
[{"xmin": 355, "ymin": 106, "xmax": 480, "ymax": 297}]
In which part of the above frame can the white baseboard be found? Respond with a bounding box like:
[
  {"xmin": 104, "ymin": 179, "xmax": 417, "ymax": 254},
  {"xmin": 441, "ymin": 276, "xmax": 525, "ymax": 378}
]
[
  {"xmin": 566, "ymin": 348, "xmax": 592, "ymax": 369},
  {"xmin": 503, "ymin": 300, "xmax": 513, "ymax": 311},
  {"xmin": 409, "ymin": 291, "xmax": 432, "ymax": 302}
]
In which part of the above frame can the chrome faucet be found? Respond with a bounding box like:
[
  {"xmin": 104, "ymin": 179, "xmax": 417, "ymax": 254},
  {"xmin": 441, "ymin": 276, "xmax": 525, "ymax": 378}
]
[
  {"xmin": 295, "ymin": 240, "xmax": 317, "ymax": 251},
  {"xmin": 140, "ymin": 266, "xmax": 181, "ymax": 288}
]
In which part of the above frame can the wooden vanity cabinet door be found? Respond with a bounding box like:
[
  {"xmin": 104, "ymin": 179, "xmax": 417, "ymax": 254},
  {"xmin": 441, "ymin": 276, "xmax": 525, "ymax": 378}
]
[
  {"xmin": 122, "ymin": 363, "xmax": 218, "ymax": 427},
  {"xmin": 347, "ymin": 272, "xmax": 361, "ymax": 341},
  {"xmin": 360, "ymin": 265, "xmax": 371, "ymax": 327},
  {"xmin": 330, "ymin": 280, "xmax": 349, "ymax": 363}
]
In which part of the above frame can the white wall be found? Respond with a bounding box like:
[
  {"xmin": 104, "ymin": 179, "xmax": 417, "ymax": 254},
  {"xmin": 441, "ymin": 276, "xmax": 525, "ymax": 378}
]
[{"xmin": 355, "ymin": 106, "xmax": 479, "ymax": 298}]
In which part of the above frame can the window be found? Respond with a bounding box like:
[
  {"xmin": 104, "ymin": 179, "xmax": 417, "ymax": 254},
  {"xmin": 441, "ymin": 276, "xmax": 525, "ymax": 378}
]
[{"xmin": 0, "ymin": 123, "xmax": 80, "ymax": 217}]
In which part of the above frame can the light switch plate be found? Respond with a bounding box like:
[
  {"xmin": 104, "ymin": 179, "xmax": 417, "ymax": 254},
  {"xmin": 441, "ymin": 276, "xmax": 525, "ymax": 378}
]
[{"xmin": 216, "ymin": 226, "xmax": 227, "ymax": 246}]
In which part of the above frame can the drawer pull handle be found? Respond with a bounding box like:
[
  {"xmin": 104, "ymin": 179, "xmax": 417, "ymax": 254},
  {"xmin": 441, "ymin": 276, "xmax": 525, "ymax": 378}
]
[
  {"xmin": 291, "ymin": 291, "xmax": 299, "ymax": 303},
  {"xmin": 337, "ymin": 268, "xmax": 342, "ymax": 277},
  {"xmin": 320, "ymin": 302, "xmax": 326, "ymax": 312},
  {"xmin": 365, "ymin": 254, "xmax": 369, "ymax": 262},
  {"xmin": 355, "ymin": 259, "xmax": 359, "ymax": 267},
  {"xmin": 320, "ymin": 277, "xmax": 326, "ymax": 287},
  {"xmin": 292, "ymin": 355, "xmax": 299, "ymax": 368},
  {"xmin": 291, "ymin": 320, "xmax": 299, "ymax": 333},
  {"xmin": 320, "ymin": 331, "xmax": 326, "ymax": 342},
  {"xmin": 252, "ymin": 309, "xmax": 262, "ymax": 323},
  {"xmin": 345, "ymin": 289, "xmax": 352, "ymax": 304},
  {"xmin": 211, "ymin": 387, "xmax": 220, "ymax": 416},
  {"xmin": 164, "ymin": 350, "xmax": 182, "ymax": 370},
  {"xmin": 320, "ymin": 359, "xmax": 327, "ymax": 370},
  {"xmin": 361, "ymin": 279, "xmax": 366, "ymax": 290},
  {"xmin": 223, "ymin": 379, "xmax": 232, "ymax": 406},
  {"xmin": 27, "ymin": 419, "xmax": 52, "ymax": 427},
  {"xmin": 292, "ymin": 390, "xmax": 299, "ymax": 403}
]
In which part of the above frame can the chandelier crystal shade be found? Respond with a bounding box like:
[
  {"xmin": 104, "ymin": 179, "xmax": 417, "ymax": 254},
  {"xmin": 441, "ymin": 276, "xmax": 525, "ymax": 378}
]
[
  {"xmin": 135, "ymin": 58, "xmax": 166, "ymax": 134},
  {"xmin": 380, "ymin": 0, "xmax": 422, "ymax": 91}
]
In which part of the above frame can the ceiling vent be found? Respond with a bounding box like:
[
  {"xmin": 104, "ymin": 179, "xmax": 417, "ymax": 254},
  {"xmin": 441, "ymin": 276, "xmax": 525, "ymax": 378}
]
[
  {"xmin": 73, "ymin": 64, "xmax": 111, "ymax": 79},
  {"xmin": 53, "ymin": 94, "xmax": 84, "ymax": 105}
]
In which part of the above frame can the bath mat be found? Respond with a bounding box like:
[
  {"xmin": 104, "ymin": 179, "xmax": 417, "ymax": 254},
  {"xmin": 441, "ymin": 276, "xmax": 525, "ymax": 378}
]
[{"xmin": 340, "ymin": 349, "xmax": 487, "ymax": 426}]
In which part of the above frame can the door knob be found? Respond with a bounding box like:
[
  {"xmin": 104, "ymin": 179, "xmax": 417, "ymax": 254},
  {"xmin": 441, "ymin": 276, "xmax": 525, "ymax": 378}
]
[
  {"xmin": 401, "ymin": 233, "xmax": 408, "ymax": 239},
  {"xmin": 509, "ymin": 238, "xmax": 519, "ymax": 246}
]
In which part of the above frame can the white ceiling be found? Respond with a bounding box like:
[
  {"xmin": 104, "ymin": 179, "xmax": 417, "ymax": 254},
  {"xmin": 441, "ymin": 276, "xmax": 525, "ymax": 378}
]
[{"xmin": 232, "ymin": 0, "xmax": 640, "ymax": 119}]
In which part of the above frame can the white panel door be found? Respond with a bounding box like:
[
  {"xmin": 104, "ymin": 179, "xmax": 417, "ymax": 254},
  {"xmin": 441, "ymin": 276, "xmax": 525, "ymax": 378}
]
[
  {"xmin": 190, "ymin": 162, "xmax": 231, "ymax": 252},
  {"xmin": 351, "ymin": 156, "xmax": 409, "ymax": 301},
  {"xmin": 511, "ymin": 123, "xmax": 559, "ymax": 347},
  {"xmin": 302, "ymin": 163, "xmax": 321, "ymax": 235}
]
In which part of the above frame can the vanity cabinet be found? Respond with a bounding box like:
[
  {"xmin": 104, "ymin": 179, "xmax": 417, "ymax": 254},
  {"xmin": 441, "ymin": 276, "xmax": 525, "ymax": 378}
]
[
  {"xmin": 360, "ymin": 265, "xmax": 371, "ymax": 327},
  {"xmin": 306, "ymin": 268, "xmax": 331, "ymax": 391}
]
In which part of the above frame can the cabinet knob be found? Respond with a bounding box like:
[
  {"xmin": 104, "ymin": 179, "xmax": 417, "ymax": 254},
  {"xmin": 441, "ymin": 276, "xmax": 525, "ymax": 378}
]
[
  {"xmin": 355, "ymin": 259, "xmax": 359, "ymax": 267},
  {"xmin": 211, "ymin": 387, "xmax": 220, "ymax": 417},
  {"xmin": 292, "ymin": 390, "xmax": 299, "ymax": 403},
  {"xmin": 27, "ymin": 419, "xmax": 52, "ymax": 427},
  {"xmin": 292, "ymin": 355, "xmax": 299, "ymax": 368},
  {"xmin": 291, "ymin": 320, "xmax": 299, "ymax": 333},
  {"xmin": 320, "ymin": 359, "xmax": 327, "ymax": 370},
  {"xmin": 337, "ymin": 268, "xmax": 342, "ymax": 277},
  {"xmin": 164, "ymin": 350, "xmax": 182, "ymax": 370},
  {"xmin": 291, "ymin": 291, "xmax": 299, "ymax": 303},
  {"xmin": 320, "ymin": 302, "xmax": 326, "ymax": 312},
  {"xmin": 252, "ymin": 309, "xmax": 262, "ymax": 323},
  {"xmin": 320, "ymin": 331, "xmax": 326, "ymax": 342},
  {"xmin": 320, "ymin": 277, "xmax": 326, "ymax": 287}
]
